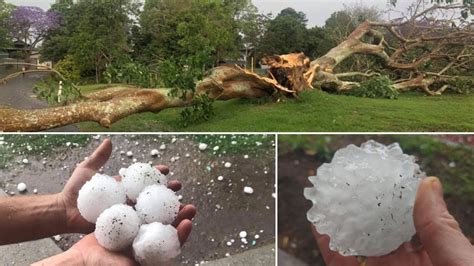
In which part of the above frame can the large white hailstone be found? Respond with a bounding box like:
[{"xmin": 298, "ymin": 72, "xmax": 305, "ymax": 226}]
[
  {"xmin": 119, "ymin": 163, "xmax": 167, "ymax": 201},
  {"xmin": 77, "ymin": 174, "xmax": 127, "ymax": 223},
  {"xmin": 95, "ymin": 204, "xmax": 141, "ymax": 251},
  {"xmin": 133, "ymin": 222, "xmax": 181, "ymax": 265},
  {"xmin": 135, "ymin": 185, "xmax": 180, "ymax": 224},
  {"xmin": 198, "ymin": 143, "xmax": 208, "ymax": 151},
  {"xmin": 17, "ymin": 182, "xmax": 27, "ymax": 192},
  {"xmin": 304, "ymin": 140, "xmax": 424, "ymax": 257},
  {"xmin": 150, "ymin": 149, "xmax": 159, "ymax": 157}
]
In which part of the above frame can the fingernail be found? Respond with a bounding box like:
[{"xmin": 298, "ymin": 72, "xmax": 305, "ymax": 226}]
[{"xmin": 429, "ymin": 177, "xmax": 443, "ymax": 198}]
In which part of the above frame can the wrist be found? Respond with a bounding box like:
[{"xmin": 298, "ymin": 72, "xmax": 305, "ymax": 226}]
[{"xmin": 54, "ymin": 192, "xmax": 70, "ymax": 233}]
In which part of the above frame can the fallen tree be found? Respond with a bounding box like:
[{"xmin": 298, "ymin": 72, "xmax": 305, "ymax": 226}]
[{"xmin": 0, "ymin": 3, "xmax": 472, "ymax": 131}]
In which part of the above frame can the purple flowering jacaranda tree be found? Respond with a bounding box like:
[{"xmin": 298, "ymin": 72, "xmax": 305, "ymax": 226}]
[{"xmin": 8, "ymin": 6, "xmax": 59, "ymax": 57}]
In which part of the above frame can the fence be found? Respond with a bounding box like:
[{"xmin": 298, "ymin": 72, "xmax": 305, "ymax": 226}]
[{"xmin": 0, "ymin": 58, "xmax": 27, "ymax": 77}]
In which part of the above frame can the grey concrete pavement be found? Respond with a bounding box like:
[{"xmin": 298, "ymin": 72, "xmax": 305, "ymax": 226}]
[
  {"xmin": 204, "ymin": 244, "xmax": 275, "ymax": 266},
  {"xmin": 0, "ymin": 189, "xmax": 63, "ymax": 266}
]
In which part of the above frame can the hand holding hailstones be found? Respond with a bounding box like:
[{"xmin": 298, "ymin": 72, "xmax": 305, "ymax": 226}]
[{"xmin": 77, "ymin": 162, "xmax": 182, "ymax": 264}]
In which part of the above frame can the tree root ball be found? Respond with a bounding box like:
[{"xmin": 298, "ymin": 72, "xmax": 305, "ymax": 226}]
[
  {"xmin": 77, "ymin": 174, "xmax": 127, "ymax": 223},
  {"xmin": 133, "ymin": 222, "xmax": 181, "ymax": 265},
  {"xmin": 95, "ymin": 204, "xmax": 141, "ymax": 251}
]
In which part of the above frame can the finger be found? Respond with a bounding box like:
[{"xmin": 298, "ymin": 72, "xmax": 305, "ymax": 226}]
[
  {"xmin": 173, "ymin": 205, "xmax": 197, "ymax": 227},
  {"xmin": 311, "ymin": 225, "xmax": 359, "ymax": 266},
  {"xmin": 167, "ymin": 180, "xmax": 182, "ymax": 192},
  {"xmin": 80, "ymin": 139, "xmax": 112, "ymax": 171},
  {"xmin": 156, "ymin": 165, "xmax": 169, "ymax": 175},
  {"xmin": 414, "ymin": 176, "xmax": 474, "ymax": 265},
  {"xmin": 176, "ymin": 219, "xmax": 193, "ymax": 246}
]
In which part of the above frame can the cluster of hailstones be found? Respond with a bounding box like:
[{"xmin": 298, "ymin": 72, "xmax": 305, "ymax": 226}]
[
  {"xmin": 304, "ymin": 140, "xmax": 425, "ymax": 257},
  {"xmin": 77, "ymin": 163, "xmax": 181, "ymax": 265}
]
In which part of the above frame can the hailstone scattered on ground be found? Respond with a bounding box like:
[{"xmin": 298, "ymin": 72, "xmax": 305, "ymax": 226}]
[
  {"xmin": 150, "ymin": 149, "xmax": 159, "ymax": 157},
  {"xmin": 135, "ymin": 184, "xmax": 180, "ymax": 224},
  {"xmin": 304, "ymin": 140, "xmax": 424, "ymax": 257},
  {"xmin": 120, "ymin": 163, "xmax": 167, "ymax": 201},
  {"xmin": 77, "ymin": 174, "xmax": 127, "ymax": 223},
  {"xmin": 17, "ymin": 182, "xmax": 27, "ymax": 192},
  {"xmin": 133, "ymin": 222, "xmax": 181, "ymax": 265},
  {"xmin": 95, "ymin": 204, "xmax": 141, "ymax": 251},
  {"xmin": 199, "ymin": 143, "xmax": 208, "ymax": 151}
]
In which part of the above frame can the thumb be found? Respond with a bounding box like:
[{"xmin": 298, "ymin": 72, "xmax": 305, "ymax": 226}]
[
  {"xmin": 414, "ymin": 176, "xmax": 474, "ymax": 266},
  {"xmin": 80, "ymin": 139, "xmax": 112, "ymax": 172}
]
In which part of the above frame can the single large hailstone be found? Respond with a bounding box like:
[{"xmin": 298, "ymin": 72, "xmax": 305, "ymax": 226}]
[
  {"xmin": 120, "ymin": 163, "xmax": 167, "ymax": 201},
  {"xmin": 135, "ymin": 185, "xmax": 180, "ymax": 224},
  {"xmin": 95, "ymin": 204, "xmax": 141, "ymax": 251},
  {"xmin": 77, "ymin": 174, "xmax": 127, "ymax": 223},
  {"xmin": 304, "ymin": 140, "xmax": 424, "ymax": 257},
  {"xmin": 133, "ymin": 222, "xmax": 181, "ymax": 265}
]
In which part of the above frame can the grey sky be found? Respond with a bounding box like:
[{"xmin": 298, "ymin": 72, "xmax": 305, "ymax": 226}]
[{"xmin": 4, "ymin": 0, "xmax": 440, "ymax": 27}]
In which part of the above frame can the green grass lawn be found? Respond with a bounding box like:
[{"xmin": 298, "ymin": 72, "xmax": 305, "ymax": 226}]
[
  {"xmin": 77, "ymin": 85, "xmax": 474, "ymax": 132},
  {"xmin": 0, "ymin": 135, "xmax": 91, "ymax": 168}
]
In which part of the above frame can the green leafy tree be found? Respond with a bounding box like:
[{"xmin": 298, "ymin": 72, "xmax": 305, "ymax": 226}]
[
  {"xmin": 236, "ymin": 3, "xmax": 270, "ymax": 66},
  {"xmin": 304, "ymin": 26, "xmax": 334, "ymax": 59},
  {"xmin": 41, "ymin": 0, "xmax": 139, "ymax": 83},
  {"xmin": 0, "ymin": 0, "xmax": 14, "ymax": 48},
  {"xmin": 41, "ymin": 0, "xmax": 78, "ymax": 62},
  {"xmin": 257, "ymin": 8, "xmax": 308, "ymax": 56},
  {"xmin": 139, "ymin": 0, "xmax": 254, "ymax": 65},
  {"xmin": 69, "ymin": 0, "xmax": 138, "ymax": 82}
]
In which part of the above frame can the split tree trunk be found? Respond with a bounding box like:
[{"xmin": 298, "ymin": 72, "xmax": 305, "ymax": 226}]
[{"xmin": 0, "ymin": 66, "xmax": 295, "ymax": 131}]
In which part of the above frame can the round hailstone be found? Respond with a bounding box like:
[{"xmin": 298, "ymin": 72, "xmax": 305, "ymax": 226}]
[
  {"xmin": 159, "ymin": 144, "xmax": 167, "ymax": 151},
  {"xmin": 119, "ymin": 163, "xmax": 167, "ymax": 201},
  {"xmin": 135, "ymin": 185, "xmax": 180, "ymax": 224},
  {"xmin": 304, "ymin": 140, "xmax": 424, "ymax": 257},
  {"xmin": 126, "ymin": 151, "xmax": 133, "ymax": 158},
  {"xmin": 150, "ymin": 149, "xmax": 159, "ymax": 157},
  {"xmin": 243, "ymin": 186, "xmax": 254, "ymax": 194},
  {"xmin": 95, "ymin": 204, "xmax": 141, "ymax": 251},
  {"xmin": 199, "ymin": 143, "xmax": 208, "ymax": 151},
  {"xmin": 17, "ymin": 182, "xmax": 27, "ymax": 192},
  {"xmin": 133, "ymin": 222, "xmax": 181, "ymax": 265},
  {"xmin": 224, "ymin": 162, "xmax": 232, "ymax": 168},
  {"xmin": 77, "ymin": 174, "xmax": 127, "ymax": 223}
]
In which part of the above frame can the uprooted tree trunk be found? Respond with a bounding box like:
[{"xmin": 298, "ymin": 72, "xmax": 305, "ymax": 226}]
[{"xmin": 0, "ymin": 4, "xmax": 472, "ymax": 131}]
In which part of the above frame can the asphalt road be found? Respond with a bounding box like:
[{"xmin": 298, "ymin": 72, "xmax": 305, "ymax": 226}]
[{"xmin": 0, "ymin": 74, "xmax": 77, "ymax": 132}]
